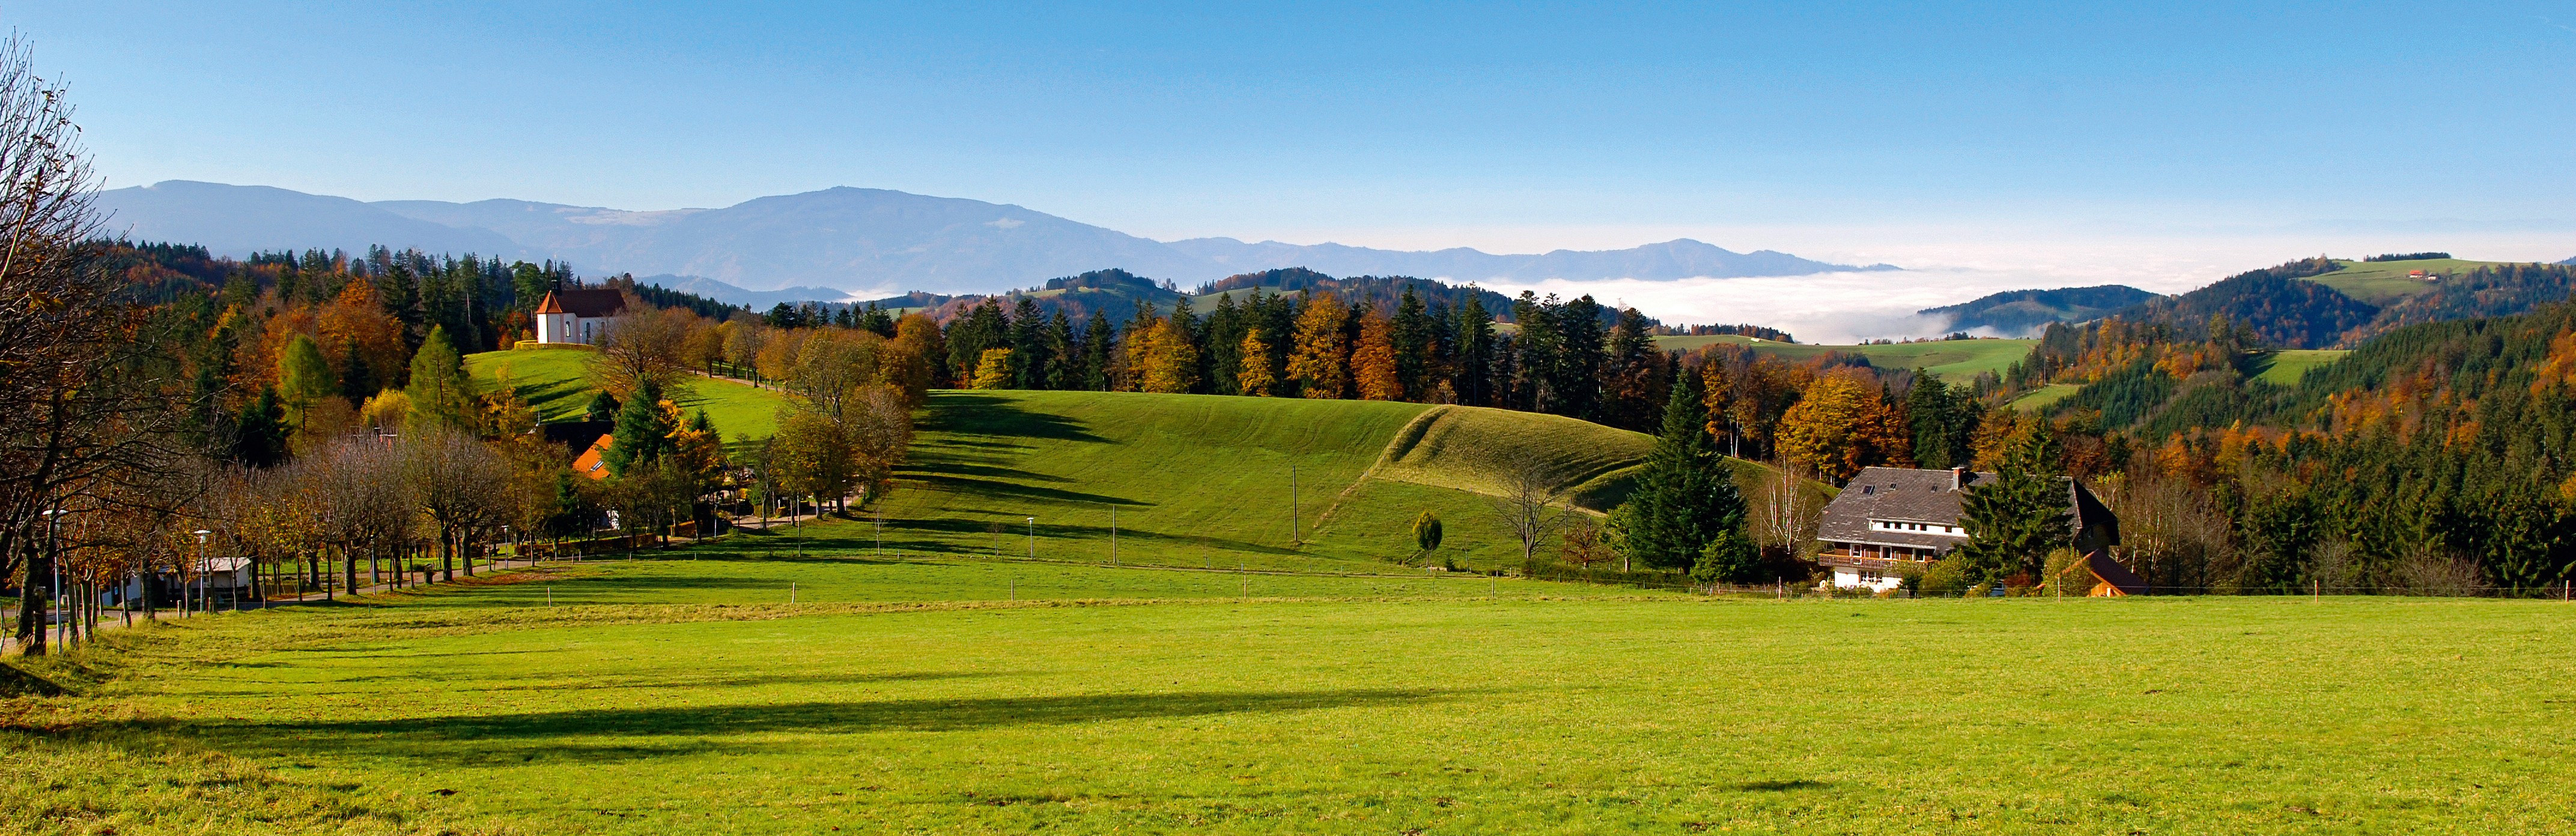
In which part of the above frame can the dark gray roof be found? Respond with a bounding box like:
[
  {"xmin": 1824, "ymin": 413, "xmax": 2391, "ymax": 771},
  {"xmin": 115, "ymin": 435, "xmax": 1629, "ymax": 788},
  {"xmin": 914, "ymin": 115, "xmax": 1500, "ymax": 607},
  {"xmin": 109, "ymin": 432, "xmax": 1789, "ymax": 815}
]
[{"xmin": 1816, "ymin": 466, "xmax": 2119, "ymax": 553}]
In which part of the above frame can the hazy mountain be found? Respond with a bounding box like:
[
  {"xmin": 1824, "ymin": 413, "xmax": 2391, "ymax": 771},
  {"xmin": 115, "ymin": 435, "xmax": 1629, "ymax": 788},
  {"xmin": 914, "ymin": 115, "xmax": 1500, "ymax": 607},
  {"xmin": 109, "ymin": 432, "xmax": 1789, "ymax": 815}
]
[
  {"xmin": 1920, "ymin": 285, "xmax": 2160, "ymax": 336},
  {"xmin": 95, "ymin": 180, "xmax": 523, "ymax": 257},
  {"xmin": 634, "ymin": 275, "xmax": 859, "ymax": 309},
  {"xmin": 1167, "ymin": 237, "xmax": 1891, "ymax": 283},
  {"xmin": 99, "ymin": 180, "xmax": 1897, "ymax": 297}
]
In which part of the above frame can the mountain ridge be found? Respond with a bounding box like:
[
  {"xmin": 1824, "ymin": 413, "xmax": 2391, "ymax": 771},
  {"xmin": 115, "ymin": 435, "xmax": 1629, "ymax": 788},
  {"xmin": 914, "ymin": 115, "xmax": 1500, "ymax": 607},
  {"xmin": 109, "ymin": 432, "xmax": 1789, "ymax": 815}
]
[{"xmin": 94, "ymin": 181, "xmax": 1893, "ymax": 298}]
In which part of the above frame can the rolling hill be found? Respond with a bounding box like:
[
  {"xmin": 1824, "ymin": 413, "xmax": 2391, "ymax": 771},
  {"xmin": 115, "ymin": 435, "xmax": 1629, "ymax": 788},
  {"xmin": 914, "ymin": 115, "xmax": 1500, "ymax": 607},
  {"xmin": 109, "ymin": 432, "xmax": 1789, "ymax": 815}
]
[
  {"xmin": 461, "ymin": 350, "xmax": 1783, "ymax": 571},
  {"xmin": 1918, "ymin": 285, "xmax": 2158, "ymax": 336}
]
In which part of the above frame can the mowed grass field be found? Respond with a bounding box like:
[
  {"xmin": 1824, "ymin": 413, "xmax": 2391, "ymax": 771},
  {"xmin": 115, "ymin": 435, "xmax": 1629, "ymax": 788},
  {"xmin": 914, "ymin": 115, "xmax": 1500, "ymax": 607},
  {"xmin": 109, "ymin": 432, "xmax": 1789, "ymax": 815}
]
[
  {"xmin": 2249, "ymin": 349, "xmax": 2352, "ymax": 387},
  {"xmin": 7, "ymin": 544, "xmax": 2574, "ymax": 835},
  {"xmin": 1651, "ymin": 335, "xmax": 2035, "ymax": 380},
  {"xmin": 2301, "ymin": 258, "xmax": 2513, "ymax": 305}
]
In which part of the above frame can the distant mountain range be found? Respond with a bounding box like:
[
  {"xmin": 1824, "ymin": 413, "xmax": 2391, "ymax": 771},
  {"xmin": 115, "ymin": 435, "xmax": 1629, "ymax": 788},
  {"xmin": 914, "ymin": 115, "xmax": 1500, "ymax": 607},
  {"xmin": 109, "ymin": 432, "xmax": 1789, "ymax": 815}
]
[{"xmin": 93, "ymin": 181, "xmax": 1895, "ymax": 302}]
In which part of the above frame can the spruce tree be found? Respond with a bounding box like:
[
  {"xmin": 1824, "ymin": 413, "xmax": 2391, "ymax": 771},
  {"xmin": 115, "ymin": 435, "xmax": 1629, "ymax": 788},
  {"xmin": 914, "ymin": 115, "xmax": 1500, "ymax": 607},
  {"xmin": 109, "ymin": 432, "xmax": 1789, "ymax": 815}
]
[
  {"xmin": 1953, "ymin": 426, "xmax": 2070, "ymax": 584},
  {"xmin": 276, "ymin": 334, "xmax": 338, "ymax": 429},
  {"xmin": 402, "ymin": 325, "xmax": 475, "ymax": 430},
  {"xmin": 604, "ymin": 380, "xmax": 675, "ymax": 478},
  {"xmin": 232, "ymin": 389, "xmax": 291, "ymax": 468},
  {"xmin": 1620, "ymin": 373, "xmax": 1747, "ymax": 573}
]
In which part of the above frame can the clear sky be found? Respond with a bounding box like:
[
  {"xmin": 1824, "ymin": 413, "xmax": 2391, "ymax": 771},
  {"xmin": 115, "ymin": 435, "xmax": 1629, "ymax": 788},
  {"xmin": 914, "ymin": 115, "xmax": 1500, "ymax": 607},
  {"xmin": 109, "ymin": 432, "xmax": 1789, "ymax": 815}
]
[{"xmin": 21, "ymin": 1, "xmax": 2576, "ymax": 280}]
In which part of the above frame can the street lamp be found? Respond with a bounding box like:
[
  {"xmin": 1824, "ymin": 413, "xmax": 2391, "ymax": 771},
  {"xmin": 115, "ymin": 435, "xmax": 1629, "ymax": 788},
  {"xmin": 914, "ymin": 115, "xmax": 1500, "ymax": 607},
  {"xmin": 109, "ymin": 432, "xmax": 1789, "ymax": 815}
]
[
  {"xmin": 41, "ymin": 509, "xmax": 63, "ymax": 650},
  {"xmin": 1025, "ymin": 516, "xmax": 1036, "ymax": 559},
  {"xmin": 193, "ymin": 530, "xmax": 211, "ymax": 617},
  {"xmin": 500, "ymin": 525, "xmax": 511, "ymax": 568}
]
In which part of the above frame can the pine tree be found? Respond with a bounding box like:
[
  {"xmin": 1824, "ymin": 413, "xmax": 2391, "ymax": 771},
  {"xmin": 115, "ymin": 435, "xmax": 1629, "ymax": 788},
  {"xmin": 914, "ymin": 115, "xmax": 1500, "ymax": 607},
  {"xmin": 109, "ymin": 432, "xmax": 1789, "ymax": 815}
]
[
  {"xmin": 231, "ymin": 389, "xmax": 290, "ymax": 468},
  {"xmin": 605, "ymin": 380, "xmax": 676, "ymax": 477},
  {"xmin": 585, "ymin": 390, "xmax": 622, "ymax": 423},
  {"xmin": 1392, "ymin": 286, "xmax": 1431, "ymax": 398},
  {"xmin": 1454, "ymin": 294, "xmax": 1494, "ymax": 405},
  {"xmin": 1081, "ymin": 314, "xmax": 1117, "ymax": 391},
  {"xmin": 1953, "ymin": 426, "xmax": 2070, "ymax": 585},
  {"xmin": 1044, "ymin": 310, "xmax": 1081, "ymax": 391},
  {"xmin": 1618, "ymin": 374, "xmax": 1747, "ymax": 574},
  {"xmin": 1010, "ymin": 297, "xmax": 1048, "ymax": 389}
]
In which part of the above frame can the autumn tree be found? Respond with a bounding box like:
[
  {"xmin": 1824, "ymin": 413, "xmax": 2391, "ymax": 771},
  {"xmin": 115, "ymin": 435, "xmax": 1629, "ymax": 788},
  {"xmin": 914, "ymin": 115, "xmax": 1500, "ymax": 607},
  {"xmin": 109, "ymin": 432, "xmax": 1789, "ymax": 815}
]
[
  {"xmin": 589, "ymin": 300, "xmax": 698, "ymax": 401},
  {"xmin": 971, "ymin": 348, "xmax": 1013, "ymax": 389},
  {"xmin": 1352, "ymin": 309, "xmax": 1403, "ymax": 401},
  {"xmin": 1237, "ymin": 328, "xmax": 1277, "ymax": 396},
  {"xmin": 1775, "ymin": 367, "xmax": 1909, "ymax": 483},
  {"xmin": 1286, "ymin": 292, "xmax": 1349, "ymax": 398},
  {"xmin": 1125, "ymin": 318, "xmax": 1198, "ymax": 394}
]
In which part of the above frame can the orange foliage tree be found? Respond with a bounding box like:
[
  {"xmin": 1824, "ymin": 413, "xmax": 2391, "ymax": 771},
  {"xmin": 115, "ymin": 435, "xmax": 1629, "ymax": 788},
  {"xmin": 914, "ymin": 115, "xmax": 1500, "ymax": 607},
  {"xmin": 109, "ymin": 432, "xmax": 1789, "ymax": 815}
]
[
  {"xmin": 1352, "ymin": 309, "xmax": 1402, "ymax": 401},
  {"xmin": 1237, "ymin": 328, "xmax": 1277, "ymax": 396},
  {"xmin": 1286, "ymin": 293, "xmax": 1349, "ymax": 398},
  {"xmin": 1124, "ymin": 319, "xmax": 1198, "ymax": 394},
  {"xmin": 1774, "ymin": 368, "xmax": 1909, "ymax": 483}
]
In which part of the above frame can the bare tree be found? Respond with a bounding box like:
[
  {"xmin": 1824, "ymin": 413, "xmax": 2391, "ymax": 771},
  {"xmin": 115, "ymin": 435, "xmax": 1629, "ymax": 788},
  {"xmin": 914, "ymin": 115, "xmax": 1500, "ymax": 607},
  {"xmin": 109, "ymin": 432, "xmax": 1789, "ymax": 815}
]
[
  {"xmin": 1483, "ymin": 452, "xmax": 1572, "ymax": 568},
  {"xmin": 0, "ymin": 35, "xmax": 184, "ymax": 654},
  {"xmin": 1560, "ymin": 515, "xmax": 1612, "ymax": 574},
  {"xmin": 405, "ymin": 426, "xmax": 516, "ymax": 581},
  {"xmin": 297, "ymin": 437, "xmax": 416, "ymax": 594},
  {"xmin": 589, "ymin": 301, "xmax": 700, "ymax": 402},
  {"xmin": 1751, "ymin": 455, "xmax": 1824, "ymax": 564}
]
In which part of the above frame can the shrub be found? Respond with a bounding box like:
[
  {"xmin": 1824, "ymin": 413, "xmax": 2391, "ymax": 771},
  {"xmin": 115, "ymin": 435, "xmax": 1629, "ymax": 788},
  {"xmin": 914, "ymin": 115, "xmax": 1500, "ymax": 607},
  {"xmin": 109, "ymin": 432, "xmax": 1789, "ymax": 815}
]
[{"xmin": 1921, "ymin": 556, "xmax": 1974, "ymax": 596}]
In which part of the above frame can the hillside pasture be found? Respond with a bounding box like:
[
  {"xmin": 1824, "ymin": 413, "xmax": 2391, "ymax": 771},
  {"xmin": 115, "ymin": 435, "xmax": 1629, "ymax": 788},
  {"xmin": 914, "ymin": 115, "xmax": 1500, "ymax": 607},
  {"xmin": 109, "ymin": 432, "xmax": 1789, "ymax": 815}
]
[
  {"xmin": 2249, "ymin": 349, "xmax": 2351, "ymax": 387},
  {"xmin": 7, "ymin": 550, "xmax": 2572, "ymax": 835},
  {"xmin": 466, "ymin": 347, "xmax": 794, "ymax": 441},
  {"xmin": 2304, "ymin": 258, "xmax": 2520, "ymax": 305},
  {"xmin": 1651, "ymin": 335, "xmax": 2034, "ymax": 380}
]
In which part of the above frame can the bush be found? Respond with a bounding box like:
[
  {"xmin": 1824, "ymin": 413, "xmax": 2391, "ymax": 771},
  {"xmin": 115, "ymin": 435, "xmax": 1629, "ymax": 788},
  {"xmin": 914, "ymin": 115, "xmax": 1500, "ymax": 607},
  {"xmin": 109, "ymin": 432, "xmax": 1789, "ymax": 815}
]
[{"xmin": 1921, "ymin": 556, "xmax": 1974, "ymax": 596}]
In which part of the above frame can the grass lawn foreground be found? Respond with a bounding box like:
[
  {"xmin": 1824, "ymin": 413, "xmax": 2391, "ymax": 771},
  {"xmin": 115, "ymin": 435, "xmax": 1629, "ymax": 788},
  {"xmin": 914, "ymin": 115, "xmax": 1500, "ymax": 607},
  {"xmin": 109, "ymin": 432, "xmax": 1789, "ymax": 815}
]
[{"xmin": 4, "ymin": 544, "xmax": 2572, "ymax": 835}]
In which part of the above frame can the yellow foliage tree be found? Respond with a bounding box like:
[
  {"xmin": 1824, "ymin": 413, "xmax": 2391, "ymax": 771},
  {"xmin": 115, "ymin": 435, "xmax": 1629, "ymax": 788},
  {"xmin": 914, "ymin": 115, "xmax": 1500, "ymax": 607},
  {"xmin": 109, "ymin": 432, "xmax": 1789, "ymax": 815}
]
[
  {"xmin": 1125, "ymin": 319, "xmax": 1199, "ymax": 394},
  {"xmin": 1286, "ymin": 294, "xmax": 1349, "ymax": 399},
  {"xmin": 971, "ymin": 348, "xmax": 1014, "ymax": 390},
  {"xmin": 1352, "ymin": 309, "xmax": 1402, "ymax": 401},
  {"xmin": 1237, "ymin": 328, "xmax": 1277, "ymax": 396},
  {"xmin": 1775, "ymin": 368, "xmax": 1910, "ymax": 482}
]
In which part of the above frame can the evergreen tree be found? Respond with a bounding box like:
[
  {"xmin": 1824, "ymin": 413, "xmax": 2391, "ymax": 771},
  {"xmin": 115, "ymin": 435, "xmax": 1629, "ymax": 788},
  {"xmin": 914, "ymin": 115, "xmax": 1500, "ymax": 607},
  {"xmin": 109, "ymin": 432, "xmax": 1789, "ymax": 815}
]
[
  {"xmin": 231, "ymin": 389, "xmax": 290, "ymax": 468},
  {"xmin": 1010, "ymin": 297, "xmax": 1050, "ymax": 389},
  {"xmin": 1044, "ymin": 310, "xmax": 1082, "ymax": 390},
  {"xmin": 1392, "ymin": 286, "xmax": 1431, "ymax": 398},
  {"xmin": 1454, "ymin": 294, "xmax": 1494, "ymax": 405},
  {"xmin": 605, "ymin": 380, "xmax": 676, "ymax": 477},
  {"xmin": 1081, "ymin": 314, "xmax": 1117, "ymax": 391},
  {"xmin": 585, "ymin": 390, "xmax": 622, "ymax": 423},
  {"xmin": 1619, "ymin": 374, "xmax": 1747, "ymax": 574},
  {"xmin": 1953, "ymin": 426, "xmax": 2070, "ymax": 584},
  {"xmin": 402, "ymin": 325, "xmax": 475, "ymax": 430},
  {"xmin": 1905, "ymin": 371, "xmax": 1974, "ymax": 470},
  {"xmin": 1205, "ymin": 292, "xmax": 1245, "ymax": 395}
]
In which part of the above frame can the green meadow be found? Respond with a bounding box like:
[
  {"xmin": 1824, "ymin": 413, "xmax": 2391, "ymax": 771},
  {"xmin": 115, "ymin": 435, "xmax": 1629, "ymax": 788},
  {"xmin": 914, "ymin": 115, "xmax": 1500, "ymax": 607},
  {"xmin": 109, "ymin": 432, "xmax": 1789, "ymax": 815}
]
[
  {"xmin": 21, "ymin": 357, "xmax": 2538, "ymax": 834},
  {"xmin": 1651, "ymin": 335, "xmax": 2035, "ymax": 380},
  {"xmin": 467, "ymin": 347, "xmax": 792, "ymax": 442},
  {"xmin": 7, "ymin": 544, "xmax": 2574, "ymax": 835}
]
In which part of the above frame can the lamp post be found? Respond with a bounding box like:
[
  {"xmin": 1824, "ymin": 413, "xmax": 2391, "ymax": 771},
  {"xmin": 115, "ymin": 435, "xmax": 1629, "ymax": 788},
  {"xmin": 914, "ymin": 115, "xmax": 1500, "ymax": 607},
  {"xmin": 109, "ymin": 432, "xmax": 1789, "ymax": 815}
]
[
  {"xmin": 500, "ymin": 525, "xmax": 511, "ymax": 569},
  {"xmin": 193, "ymin": 530, "xmax": 211, "ymax": 617},
  {"xmin": 1026, "ymin": 516, "xmax": 1036, "ymax": 559},
  {"xmin": 42, "ymin": 508, "xmax": 62, "ymax": 651}
]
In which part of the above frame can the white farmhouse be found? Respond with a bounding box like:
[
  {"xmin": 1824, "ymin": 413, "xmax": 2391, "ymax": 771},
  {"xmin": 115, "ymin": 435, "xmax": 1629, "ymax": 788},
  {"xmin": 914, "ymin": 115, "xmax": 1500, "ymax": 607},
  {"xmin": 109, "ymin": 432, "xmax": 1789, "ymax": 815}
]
[
  {"xmin": 1813, "ymin": 466, "xmax": 2121, "ymax": 592},
  {"xmin": 532, "ymin": 288, "xmax": 630, "ymax": 345}
]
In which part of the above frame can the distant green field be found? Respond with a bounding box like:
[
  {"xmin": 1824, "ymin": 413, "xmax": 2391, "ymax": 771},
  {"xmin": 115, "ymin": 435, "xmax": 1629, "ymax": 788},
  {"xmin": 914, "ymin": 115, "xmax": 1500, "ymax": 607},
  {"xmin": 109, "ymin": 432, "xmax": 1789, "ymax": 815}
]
[
  {"xmin": 466, "ymin": 348, "xmax": 793, "ymax": 442},
  {"xmin": 2249, "ymin": 349, "xmax": 2351, "ymax": 387},
  {"xmin": 2008, "ymin": 383, "xmax": 2081, "ymax": 412},
  {"xmin": 11, "ymin": 550, "xmax": 2574, "ymax": 835},
  {"xmin": 2304, "ymin": 258, "xmax": 2523, "ymax": 305},
  {"xmin": 1651, "ymin": 335, "xmax": 2034, "ymax": 380}
]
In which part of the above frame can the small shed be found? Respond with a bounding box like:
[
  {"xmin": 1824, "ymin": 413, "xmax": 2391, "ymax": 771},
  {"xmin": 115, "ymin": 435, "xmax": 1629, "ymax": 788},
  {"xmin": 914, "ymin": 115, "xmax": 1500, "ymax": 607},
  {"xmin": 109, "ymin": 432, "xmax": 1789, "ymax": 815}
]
[{"xmin": 2080, "ymin": 550, "xmax": 2148, "ymax": 596}]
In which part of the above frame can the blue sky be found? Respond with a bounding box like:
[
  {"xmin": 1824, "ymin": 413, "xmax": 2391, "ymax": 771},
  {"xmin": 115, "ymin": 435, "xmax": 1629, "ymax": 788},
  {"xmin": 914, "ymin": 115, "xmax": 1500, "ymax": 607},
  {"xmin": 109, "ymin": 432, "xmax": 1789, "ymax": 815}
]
[{"xmin": 23, "ymin": 1, "xmax": 2576, "ymax": 270}]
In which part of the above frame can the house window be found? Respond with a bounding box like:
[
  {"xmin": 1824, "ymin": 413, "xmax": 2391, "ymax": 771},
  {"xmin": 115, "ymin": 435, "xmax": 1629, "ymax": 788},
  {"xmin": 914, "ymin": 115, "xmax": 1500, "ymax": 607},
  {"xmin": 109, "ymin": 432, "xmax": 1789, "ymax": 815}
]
[{"xmin": 1859, "ymin": 571, "xmax": 1883, "ymax": 583}]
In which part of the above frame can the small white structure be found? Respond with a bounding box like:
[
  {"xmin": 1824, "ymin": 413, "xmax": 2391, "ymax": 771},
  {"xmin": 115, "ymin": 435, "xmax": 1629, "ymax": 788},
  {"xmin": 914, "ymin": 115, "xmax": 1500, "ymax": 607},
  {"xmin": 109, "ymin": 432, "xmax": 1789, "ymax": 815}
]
[{"xmin": 533, "ymin": 289, "xmax": 630, "ymax": 345}]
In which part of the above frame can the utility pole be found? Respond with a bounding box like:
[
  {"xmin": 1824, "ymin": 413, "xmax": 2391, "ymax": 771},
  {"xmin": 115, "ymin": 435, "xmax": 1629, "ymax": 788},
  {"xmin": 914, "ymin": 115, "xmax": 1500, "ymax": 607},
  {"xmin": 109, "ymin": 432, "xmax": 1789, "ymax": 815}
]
[
  {"xmin": 1109, "ymin": 506, "xmax": 1117, "ymax": 566},
  {"xmin": 1290, "ymin": 465, "xmax": 1301, "ymax": 545}
]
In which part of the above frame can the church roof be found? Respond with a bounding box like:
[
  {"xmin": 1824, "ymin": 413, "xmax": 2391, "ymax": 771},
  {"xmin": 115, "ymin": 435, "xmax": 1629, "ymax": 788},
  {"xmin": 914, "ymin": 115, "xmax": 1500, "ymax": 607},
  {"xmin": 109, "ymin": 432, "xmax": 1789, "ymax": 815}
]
[{"xmin": 536, "ymin": 288, "xmax": 628, "ymax": 318}]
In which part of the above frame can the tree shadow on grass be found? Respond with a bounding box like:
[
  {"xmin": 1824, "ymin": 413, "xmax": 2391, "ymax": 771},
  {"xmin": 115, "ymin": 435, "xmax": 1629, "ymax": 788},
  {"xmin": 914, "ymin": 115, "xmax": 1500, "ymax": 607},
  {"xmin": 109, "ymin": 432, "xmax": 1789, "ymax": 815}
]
[
  {"xmin": 907, "ymin": 474, "xmax": 1147, "ymax": 507},
  {"xmin": 920, "ymin": 392, "xmax": 1110, "ymax": 444},
  {"xmin": 159, "ymin": 688, "xmax": 1458, "ymax": 765}
]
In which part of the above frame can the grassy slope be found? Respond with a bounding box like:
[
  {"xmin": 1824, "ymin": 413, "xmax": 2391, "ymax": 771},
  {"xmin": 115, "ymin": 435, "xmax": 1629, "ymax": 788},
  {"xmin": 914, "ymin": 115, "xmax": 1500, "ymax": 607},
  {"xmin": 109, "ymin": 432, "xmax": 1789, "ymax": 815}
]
[
  {"xmin": 1652, "ymin": 335, "xmax": 2034, "ymax": 380},
  {"xmin": 10, "ymin": 559, "xmax": 2573, "ymax": 835},
  {"xmin": 878, "ymin": 391, "xmax": 1704, "ymax": 574},
  {"xmin": 2008, "ymin": 383, "xmax": 2081, "ymax": 413},
  {"xmin": 465, "ymin": 348, "xmax": 794, "ymax": 443},
  {"xmin": 2304, "ymin": 258, "xmax": 2520, "ymax": 305},
  {"xmin": 2249, "ymin": 349, "xmax": 2352, "ymax": 387}
]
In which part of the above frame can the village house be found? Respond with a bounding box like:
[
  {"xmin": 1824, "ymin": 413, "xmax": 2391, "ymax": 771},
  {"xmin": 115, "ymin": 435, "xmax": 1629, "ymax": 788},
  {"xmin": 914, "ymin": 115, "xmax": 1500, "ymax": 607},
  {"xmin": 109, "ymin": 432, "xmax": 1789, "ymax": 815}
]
[
  {"xmin": 1813, "ymin": 466, "xmax": 2124, "ymax": 593},
  {"xmin": 532, "ymin": 288, "xmax": 629, "ymax": 345}
]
